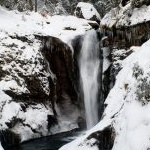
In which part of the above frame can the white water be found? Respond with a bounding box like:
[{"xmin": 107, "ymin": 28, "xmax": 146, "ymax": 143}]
[
  {"xmin": 0, "ymin": 142, "xmax": 4, "ymax": 150},
  {"xmin": 79, "ymin": 29, "xmax": 100, "ymax": 129}
]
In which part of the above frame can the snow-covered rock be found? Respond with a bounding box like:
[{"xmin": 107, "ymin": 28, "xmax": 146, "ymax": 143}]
[
  {"xmin": 60, "ymin": 39, "xmax": 150, "ymax": 150},
  {"xmin": 0, "ymin": 31, "xmax": 52, "ymax": 143},
  {"xmin": 74, "ymin": 2, "xmax": 101, "ymax": 24},
  {"xmin": 101, "ymin": 1, "xmax": 150, "ymax": 28}
]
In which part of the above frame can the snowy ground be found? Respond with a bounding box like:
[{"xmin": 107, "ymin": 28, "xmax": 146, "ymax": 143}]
[{"xmin": 60, "ymin": 39, "xmax": 150, "ymax": 150}]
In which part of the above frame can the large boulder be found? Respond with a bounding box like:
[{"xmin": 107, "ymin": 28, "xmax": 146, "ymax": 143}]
[{"xmin": 74, "ymin": 2, "xmax": 101, "ymax": 24}]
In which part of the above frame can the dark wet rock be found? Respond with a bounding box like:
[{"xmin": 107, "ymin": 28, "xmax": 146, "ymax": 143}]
[
  {"xmin": 88, "ymin": 21, "xmax": 99, "ymax": 29},
  {"xmin": 121, "ymin": 0, "xmax": 130, "ymax": 7},
  {"xmin": 47, "ymin": 115, "xmax": 58, "ymax": 130},
  {"xmin": 77, "ymin": 116, "xmax": 86, "ymax": 129},
  {"xmin": 0, "ymin": 130, "xmax": 21, "ymax": 149},
  {"xmin": 41, "ymin": 36, "xmax": 82, "ymax": 127},
  {"xmin": 64, "ymin": 27, "xmax": 76, "ymax": 31},
  {"xmin": 87, "ymin": 126, "xmax": 115, "ymax": 150}
]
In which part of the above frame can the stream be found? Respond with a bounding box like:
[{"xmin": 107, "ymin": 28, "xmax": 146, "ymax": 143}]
[{"xmin": 5, "ymin": 131, "xmax": 81, "ymax": 150}]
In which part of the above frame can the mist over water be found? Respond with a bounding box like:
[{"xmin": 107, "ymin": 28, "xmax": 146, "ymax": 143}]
[{"xmin": 79, "ymin": 29, "xmax": 100, "ymax": 129}]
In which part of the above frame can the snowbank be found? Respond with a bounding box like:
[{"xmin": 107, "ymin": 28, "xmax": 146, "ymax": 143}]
[{"xmin": 60, "ymin": 39, "xmax": 150, "ymax": 150}]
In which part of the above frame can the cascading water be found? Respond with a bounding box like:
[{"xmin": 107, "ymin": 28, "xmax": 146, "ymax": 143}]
[{"xmin": 79, "ymin": 29, "xmax": 101, "ymax": 129}]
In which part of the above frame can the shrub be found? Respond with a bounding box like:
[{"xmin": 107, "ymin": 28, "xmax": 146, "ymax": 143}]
[
  {"xmin": 132, "ymin": 63, "xmax": 143, "ymax": 79},
  {"xmin": 136, "ymin": 76, "xmax": 150, "ymax": 105}
]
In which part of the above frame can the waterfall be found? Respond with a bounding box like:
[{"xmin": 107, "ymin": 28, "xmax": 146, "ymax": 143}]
[
  {"xmin": 79, "ymin": 29, "xmax": 101, "ymax": 129},
  {"xmin": 0, "ymin": 142, "xmax": 4, "ymax": 150}
]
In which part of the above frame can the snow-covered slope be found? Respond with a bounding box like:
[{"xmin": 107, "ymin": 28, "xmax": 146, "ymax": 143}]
[
  {"xmin": 60, "ymin": 39, "xmax": 150, "ymax": 150},
  {"xmin": 0, "ymin": 6, "xmax": 92, "ymax": 146}
]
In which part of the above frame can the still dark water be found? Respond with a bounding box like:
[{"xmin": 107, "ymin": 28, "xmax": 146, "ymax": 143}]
[{"xmin": 6, "ymin": 131, "xmax": 79, "ymax": 150}]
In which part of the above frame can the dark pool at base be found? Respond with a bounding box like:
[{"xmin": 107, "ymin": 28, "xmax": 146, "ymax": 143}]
[{"xmin": 6, "ymin": 131, "xmax": 79, "ymax": 150}]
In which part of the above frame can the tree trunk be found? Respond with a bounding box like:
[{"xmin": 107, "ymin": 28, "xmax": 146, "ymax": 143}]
[{"xmin": 35, "ymin": 0, "xmax": 37, "ymax": 12}]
